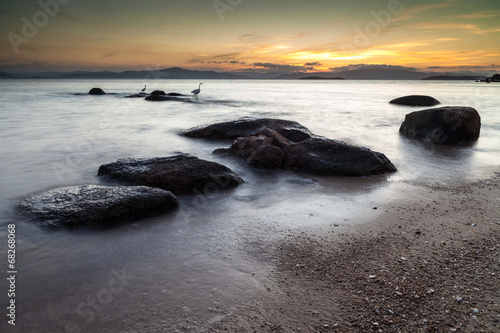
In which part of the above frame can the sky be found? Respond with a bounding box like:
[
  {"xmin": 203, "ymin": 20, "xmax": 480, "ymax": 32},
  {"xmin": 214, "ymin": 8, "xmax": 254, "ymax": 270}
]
[{"xmin": 0, "ymin": 0, "xmax": 499, "ymax": 74}]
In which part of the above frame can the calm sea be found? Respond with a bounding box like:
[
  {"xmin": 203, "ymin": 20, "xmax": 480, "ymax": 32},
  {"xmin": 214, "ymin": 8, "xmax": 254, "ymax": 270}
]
[{"xmin": 0, "ymin": 79, "xmax": 499, "ymax": 331}]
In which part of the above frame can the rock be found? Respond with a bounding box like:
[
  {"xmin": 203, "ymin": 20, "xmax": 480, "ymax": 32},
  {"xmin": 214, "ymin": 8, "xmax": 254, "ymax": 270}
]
[
  {"xmin": 124, "ymin": 93, "xmax": 147, "ymax": 98},
  {"xmin": 214, "ymin": 129, "xmax": 397, "ymax": 176},
  {"xmin": 145, "ymin": 95, "xmax": 188, "ymax": 101},
  {"xmin": 97, "ymin": 154, "xmax": 243, "ymax": 194},
  {"xmin": 181, "ymin": 117, "xmax": 312, "ymax": 141},
  {"xmin": 18, "ymin": 185, "xmax": 179, "ymax": 228},
  {"xmin": 89, "ymin": 87, "xmax": 106, "ymax": 95},
  {"xmin": 399, "ymin": 106, "xmax": 481, "ymax": 144},
  {"xmin": 484, "ymin": 73, "xmax": 500, "ymax": 83},
  {"xmin": 167, "ymin": 92, "xmax": 186, "ymax": 96},
  {"xmin": 282, "ymin": 138, "xmax": 396, "ymax": 176},
  {"xmin": 390, "ymin": 95, "xmax": 440, "ymax": 106},
  {"xmin": 150, "ymin": 90, "xmax": 166, "ymax": 96}
]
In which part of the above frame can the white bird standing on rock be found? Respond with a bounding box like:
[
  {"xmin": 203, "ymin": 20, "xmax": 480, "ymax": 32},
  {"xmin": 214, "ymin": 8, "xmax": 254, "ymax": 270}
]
[
  {"xmin": 141, "ymin": 85, "xmax": 146, "ymax": 93},
  {"xmin": 191, "ymin": 83, "xmax": 203, "ymax": 97}
]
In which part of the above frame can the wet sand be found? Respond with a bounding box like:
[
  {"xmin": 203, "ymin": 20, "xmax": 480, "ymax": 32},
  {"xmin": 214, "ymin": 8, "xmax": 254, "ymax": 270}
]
[
  {"xmin": 135, "ymin": 172, "xmax": 500, "ymax": 333},
  {"xmin": 12, "ymin": 172, "xmax": 498, "ymax": 333}
]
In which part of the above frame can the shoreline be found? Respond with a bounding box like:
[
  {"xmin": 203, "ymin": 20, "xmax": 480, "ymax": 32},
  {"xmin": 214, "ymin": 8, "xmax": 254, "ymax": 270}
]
[{"xmin": 196, "ymin": 173, "xmax": 500, "ymax": 332}]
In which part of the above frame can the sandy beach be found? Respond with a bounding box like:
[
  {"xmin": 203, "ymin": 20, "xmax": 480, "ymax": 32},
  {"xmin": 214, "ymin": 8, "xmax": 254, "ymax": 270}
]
[{"xmin": 150, "ymin": 172, "xmax": 500, "ymax": 333}]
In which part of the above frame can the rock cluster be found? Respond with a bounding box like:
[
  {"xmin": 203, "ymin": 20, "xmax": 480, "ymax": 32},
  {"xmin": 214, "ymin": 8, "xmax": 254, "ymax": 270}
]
[{"xmin": 214, "ymin": 128, "xmax": 396, "ymax": 176}]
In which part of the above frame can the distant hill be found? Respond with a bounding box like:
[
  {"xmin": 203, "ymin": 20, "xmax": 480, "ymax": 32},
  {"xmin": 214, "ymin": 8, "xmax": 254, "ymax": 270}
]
[
  {"xmin": 0, "ymin": 71, "xmax": 13, "ymax": 79},
  {"xmin": 62, "ymin": 67, "xmax": 249, "ymax": 80},
  {"xmin": 422, "ymin": 75, "xmax": 486, "ymax": 81},
  {"xmin": 1, "ymin": 67, "xmax": 494, "ymax": 81},
  {"xmin": 299, "ymin": 76, "xmax": 345, "ymax": 80},
  {"xmin": 1, "ymin": 67, "xmax": 250, "ymax": 80},
  {"xmin": 275, "ymin": 69, "xmax": 431, "ymax": 80}
]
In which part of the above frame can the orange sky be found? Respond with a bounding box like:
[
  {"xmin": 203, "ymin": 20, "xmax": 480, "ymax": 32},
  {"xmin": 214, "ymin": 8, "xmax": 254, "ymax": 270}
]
[{"xmin": 1, "ymin": 0, "xmax": 499, "ymax": 74}]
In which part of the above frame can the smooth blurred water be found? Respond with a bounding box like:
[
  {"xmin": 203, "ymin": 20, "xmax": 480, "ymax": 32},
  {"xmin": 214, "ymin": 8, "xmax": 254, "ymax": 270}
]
[{"xmin": 0, "ymin": 79, "xmax": 499, "ymax": 331}]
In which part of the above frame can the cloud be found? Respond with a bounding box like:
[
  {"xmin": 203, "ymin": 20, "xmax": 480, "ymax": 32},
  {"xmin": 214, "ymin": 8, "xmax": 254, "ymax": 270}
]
[
  {"xmin": 239, "ymin": 32, "xmax": 309, "ymax": 44},
  {"xmin": 252, "ymin": 62, "xmax": 312, "ymax": 73},
  {"xmin": 188, "ymin": 52, "xmax": 247, "ymax": 64},
  {"xmin": 450, "ymin": 10, "xmax": 500, "ymax": 19},
  {"xmin": 328, "ymin": 64, "xmax": 418, "ymax": 72},
  {"xmin": 207, "ymin": 60, "xmax": 246, "ymax": 65},
  {"xmin": 393, "ymin": 0, "xmax": 457, "ymax": 23},
  {"xmin": 305, "ymin": 61, "xmax": 321, "ymax": 66},
  {"xmin": 412, "ymin": 22, "xmax": 500, "ymax": 35}
]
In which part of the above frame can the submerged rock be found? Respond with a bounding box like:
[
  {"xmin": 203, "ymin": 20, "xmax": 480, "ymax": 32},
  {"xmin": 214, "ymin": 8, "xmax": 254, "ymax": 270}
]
[
  {"xmin": 181, "ymin": 117, "xmax": 312, "ymax": 141},
  {"xmin": 97, "ymin": 154, "xmax": 243, "ymax": 194},
  {"xmin": 390, "ymin": 95, "xmax": 440, "ymax": 106},
  {"xmin": 125, "ymin": 93, "xmax": 148, "ymax": 98},
  {"xmin": 89, "ymin": 87, "xmax": 106, "ymax": 95},
  {"xmin": 18, "ymin": 185, "xmax": 179, "ymax": 228},
  {"xmin": 214, "ymin": 128, "xmax": 396, "ymax": 176},
  {"xmin": 145, "ymin": 95, "xmax": 189, "ymax": 101},
  {"xmin": 399, "ymin": 106, "xmax": 481, "ymax": 144}
]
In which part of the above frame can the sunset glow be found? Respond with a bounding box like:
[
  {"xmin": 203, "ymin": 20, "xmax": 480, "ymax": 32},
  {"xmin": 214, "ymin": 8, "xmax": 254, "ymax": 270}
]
[{"xmin": 1, "ymin": 0, "xmax": 499, "ymax": 74}]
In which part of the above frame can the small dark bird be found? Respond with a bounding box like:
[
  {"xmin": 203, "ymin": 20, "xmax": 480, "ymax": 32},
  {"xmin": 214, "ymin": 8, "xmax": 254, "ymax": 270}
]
[{"xmin": 191, "ymin": 83, "xmax": 203, "ymax": 96}]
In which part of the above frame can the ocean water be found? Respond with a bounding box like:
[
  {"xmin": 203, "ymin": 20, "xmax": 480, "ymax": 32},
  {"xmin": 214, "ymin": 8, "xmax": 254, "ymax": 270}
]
[{"xmin": 1, "ymin": 79, "xmax": 499, "ymax": 331}]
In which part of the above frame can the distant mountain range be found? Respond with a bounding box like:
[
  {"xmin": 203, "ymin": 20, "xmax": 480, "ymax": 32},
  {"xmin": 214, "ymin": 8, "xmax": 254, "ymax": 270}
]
[
  {"xmin": 0, "ymin": 67, "xmax": 249, "ymax": 80},
  {"xmin": 421, "ymin": 75, "xmax": 487, "ymax": 81},
  {"xmin": 0, "ymin": 67, "xmax": 492, "ymax": 81},
  {"xmin": 299, "ymin": 76, "xmax": 345, "ymax": 80}
]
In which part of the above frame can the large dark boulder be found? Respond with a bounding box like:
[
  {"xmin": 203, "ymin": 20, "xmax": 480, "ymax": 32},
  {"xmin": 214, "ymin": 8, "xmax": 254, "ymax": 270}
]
[
  {"xmin": 181, "ymin": 118, "xmax": 312, "ymax": 141},
  {"xmin": 89, "ymin": 87, "xmax": 106, "ymax": 95},
  {"xmin": 390, "ymin": 95, "xmax": 440, "ymax": 106},
  {"xmin": 399, "ymin": 106, "xmax": 481, "ymax": 144},
  {"xmin": 18, "ymin": 185, "xmax": 179, "ymax": 228},
  {"xmin": 214, "ymin": 129, "xmax": 396, "ymax": 176},
  {"xmin": 97, "ymin": 154, "xmax": 243, "ymax": 195}
]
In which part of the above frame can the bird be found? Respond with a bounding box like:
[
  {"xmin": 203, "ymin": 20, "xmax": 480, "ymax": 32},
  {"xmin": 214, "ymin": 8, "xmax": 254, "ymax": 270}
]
[
  {"xmin": 140, "ymin": 85, "xmax": 146, "ymax": 93},
  {"xmin": 191, "ymin": 83, "xmax": 203, "ymax": 97}
]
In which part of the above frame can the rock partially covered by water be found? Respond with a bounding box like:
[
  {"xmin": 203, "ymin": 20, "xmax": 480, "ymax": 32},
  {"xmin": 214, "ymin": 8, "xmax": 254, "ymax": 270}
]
[
  {"xmin": 89, "ymin": 87, "xmax": 106, "ymax": 95},
  {"xmin": 181, "ymin": 117, "xmax": 312, "ymax": 141},
  {"xmin": 145, "ymin": 95, "xmax": 188, "ymax": 102},
  {"xmin": 150, "ymin": 90, "xmax": 166, "ymax": 96},
  {"xmin": 125, "ymin": 93, "xmax": 147, "ymax": 98},
  {"xmin": 97, "ymin": 154, "xmax": 243, "ymax": 194},
  {"xmin": 390, "ymin": 95, "xmax": 440, "ymax": 106},
  {"xmin": 214, "ymin": 128, "xmax": 397, "ymax": 176},
  {"xmin": 18, "ymin": 185, "xmax": 179, "ymax": 228},
  {"xmin": 399, "ymin": 106, "xmax": 481, "ymax": 144}
]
